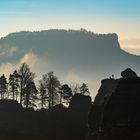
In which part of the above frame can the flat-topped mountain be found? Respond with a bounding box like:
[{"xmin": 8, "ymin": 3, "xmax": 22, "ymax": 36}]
[{"xmin": 0, "ymin": 29, "xmax": 140, "ymax": 95}]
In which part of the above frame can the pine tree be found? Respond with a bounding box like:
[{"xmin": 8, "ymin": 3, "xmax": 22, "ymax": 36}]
[
  {"xmin": 0, "ymin": 74, "xmax": 8, "ymax": 99},
  {"xmin": 73, "ymin": 84, "xmax": 80, "ymax": 94},
  {"xmin": 9, "ymin": 70, "xmax": 20, "ymax": 100},
  {"xmin": 80, "ymin": 83, "xmax": 90, "ymax": 95},
  {"xmin": 59, "ymin": 84, "xmax": 72, "ymax": 104}
]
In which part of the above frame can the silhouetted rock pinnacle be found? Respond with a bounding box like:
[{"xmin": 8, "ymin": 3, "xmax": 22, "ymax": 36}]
[
  {"xmin": 88, "ymin": 68, "xmax": 140, "ymax": 140},
  {"xmin": 121, "ymin": 68, "xmax": 137, "ymax": 78}
]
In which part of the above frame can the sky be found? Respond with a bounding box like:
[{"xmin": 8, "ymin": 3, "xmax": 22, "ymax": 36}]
[
  {"xmin": 0, "ymin": 0, "xmax": 140, "ymax": 97},
  {"xmin": 0, "ymin": 0, "xmax": 140, "ymax": 54}
]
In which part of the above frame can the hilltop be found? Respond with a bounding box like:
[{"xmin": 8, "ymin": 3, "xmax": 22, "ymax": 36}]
[{"xmin": 0, "ymin": 29, "xmax": 140, "ymax": 95}]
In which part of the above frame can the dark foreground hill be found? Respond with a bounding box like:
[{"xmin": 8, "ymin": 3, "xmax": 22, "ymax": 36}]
[
  {"xmin": 0, "ymin": 29, "xmax": 140, "ymax": 94},
  {"xmin": 1, "ymin": 68, "xmax": 140, "ymax": 140},
  {"xmin": 0, "ymin": 94, "xmax": 91, "ymax": 140}
]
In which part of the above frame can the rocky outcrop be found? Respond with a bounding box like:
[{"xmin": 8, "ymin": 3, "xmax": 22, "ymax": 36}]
[
  {"xmin": 94, "ymin": 78, "xmax": 119, "ymax": 106},
  {"xmin": 88, "ymin": 78, "xmax": 119, "ymax": 133},
  {"xmin": 0, "ymin": 99, "xmax": 23, "ymax": 111},
  {"xmin": 88, "ymin": 68, "xmax": 140, "ymax": 140},
  {"xmin": 121, "ymin": 68, "xmax": 137, "ymax": 79},
  {"xmin": 70, "ymin": 94, "xmax": 91, "ymax": 111},
  {"xmin": 103, "ymin": 76, "xmax": 140, "ymax": 129}
]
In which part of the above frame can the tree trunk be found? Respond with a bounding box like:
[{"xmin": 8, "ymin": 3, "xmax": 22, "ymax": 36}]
[
  {"xmin": 20, "ymin": 81, "xmax": 23, "ymax": 104},
  {"xmin": 52, "ymin": 92, "xmax": 54, "ymax": 107},
  {"xmin": 60, "ymin": 93, "xmax": 62, "ymax": 104},
  {"xmin": 41, "ymin": 95, "xmax": 44, "ymax": 108},
  {"xmin": 16, "ymin": 92, "xmax": 18, "ymax": 101},
  {"xmin": 26, "ymin": 94, "xmax": 29, "ymax": 108},
  {"xmin": 12, "ymin": 86, "xmax": 15, "ymax": 100},
  {"xmin": 48, "ymin": 91, "xmax": 51, "ymax": 109}
]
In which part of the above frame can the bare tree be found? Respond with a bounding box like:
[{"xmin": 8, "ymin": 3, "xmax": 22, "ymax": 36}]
[
  {"xmin": 38, "ymin": 80, "xmax": 48, "ymax": 108},
  {"xmin": 42, "ymin": 72, "xmax": 60, "ymax": 109},
  {"xmin": 23, "ymin": 81, "xmax": 38, "ymax": 108},
  {"xmin": 18, "ymin": 63, "xmax": 35, "ymax": 105}
]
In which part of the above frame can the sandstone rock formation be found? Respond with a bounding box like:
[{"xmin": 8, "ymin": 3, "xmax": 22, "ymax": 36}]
[{"xmin": 88, "ymin": 68, "xmax": 140, "ymax": 140}]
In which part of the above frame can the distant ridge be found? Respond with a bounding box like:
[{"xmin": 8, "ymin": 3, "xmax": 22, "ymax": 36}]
[{"xmin": 0, "ymin": 29, "xmax": 140, "ymax": 95}]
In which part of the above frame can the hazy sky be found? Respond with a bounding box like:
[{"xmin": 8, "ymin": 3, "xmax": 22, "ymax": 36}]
[
  {"xmin": 0, "ymin": 0, "xmax": 140, "ymax": 97},
  {"xmin": 0, "ymin": 0, "xmax": 140, "ymax": 52}
]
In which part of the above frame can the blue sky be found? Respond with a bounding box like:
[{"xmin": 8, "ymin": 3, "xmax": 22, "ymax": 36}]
[
  {"xmin": 0, "ymin": 0, "xmax": 140, "ymax": 96},
  {"xmin": 0, "ymin": 0, "xmax": 140, "ymax": 51},
  {"xmin": 1, "ymin": 0, "xmax": 140, "ymax": 17}
]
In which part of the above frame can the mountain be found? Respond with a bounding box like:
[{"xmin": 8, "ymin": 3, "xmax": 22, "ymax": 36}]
[{"xmin": 0, "ymin": 29, "xmax": 140, "ymax": 96}]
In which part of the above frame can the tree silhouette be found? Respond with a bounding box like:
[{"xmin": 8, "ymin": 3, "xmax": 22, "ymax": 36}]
[
  {"xmin": 23, "ymin": 81, "xmax": 38, "ymax": 108},
  {"xmin": 38, "ymin": 80, "xmax": 48, "ymax": 108},
  {"xmin": 18, "ymin": 63, "xmax": 35, "ymax": 105},
  {"xmin": 42, "ymin": 72, "xmax": 60, "ymax": 109},
  {"xmin": 0, "ymin": 74, "xmax": 8, "ymax": 99},
  {"xmin": 59, "ymin": 84, "xmax": 72, "ymax": 104},
  {"xmin": 80, "ymin": 83, "xmax": 90, "ymax": 95},
  {"xmin": 0, "ymin": 62, "xmax": 91, "ymax": 111},
  {"xmin": 72, "ymin": 84, "xmax": 80, "ymax": 94},
  {"xmin": 9, "ymin": 70, "xmax": 20, "ymax": 100}
]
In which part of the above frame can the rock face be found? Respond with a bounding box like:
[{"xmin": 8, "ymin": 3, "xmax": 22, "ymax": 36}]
[
  {"xmin": 94, "ymin": 78, "xmax": 119, "ymax": 106},
  {"xmin": 88, "ymin": 78, "xmax": 119, "ymax": 132},
  {"xmin": 70, "ymin": 94, "xmax": 92, "ymax": 111},
  {"xmin": 103, "ymin": 76, "xmax": 140, "ymax": 128},
  {"xmin": 121, "ymin": 68, "xmax": 137, "ymax": 78},
  {"xmin": 88, "ymin": 68, "xmax": 140, "ymax": 140}
]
